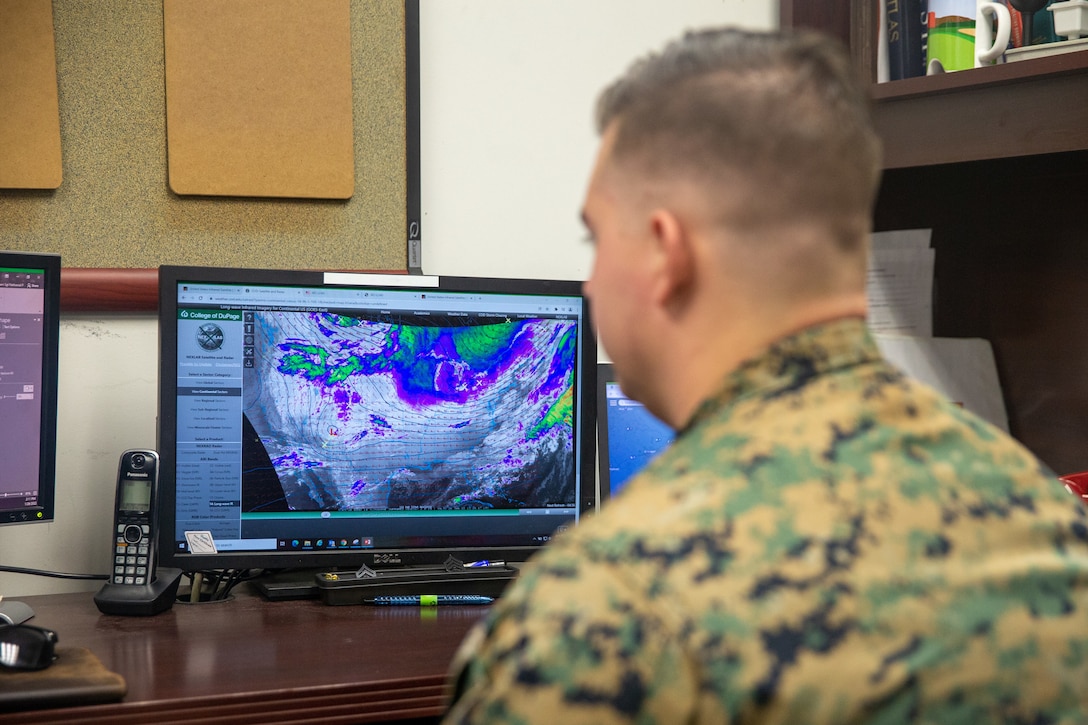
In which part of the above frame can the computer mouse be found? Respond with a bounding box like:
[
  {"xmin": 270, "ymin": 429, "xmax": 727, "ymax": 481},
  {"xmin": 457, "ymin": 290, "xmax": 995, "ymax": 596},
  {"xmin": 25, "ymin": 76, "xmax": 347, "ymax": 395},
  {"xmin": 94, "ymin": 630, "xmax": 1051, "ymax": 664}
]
[
  {"xmin": 0, "ymin": 623, "xmax": 58, "ymax": 671},
  {"xmin": 0, "ymin": 599, "xmax": 35, "ymax": 625}
]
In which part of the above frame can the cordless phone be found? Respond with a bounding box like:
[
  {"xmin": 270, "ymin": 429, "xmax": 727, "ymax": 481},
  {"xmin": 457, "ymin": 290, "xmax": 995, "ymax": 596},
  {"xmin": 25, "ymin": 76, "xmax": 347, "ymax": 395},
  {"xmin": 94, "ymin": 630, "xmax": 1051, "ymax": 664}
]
[
  {"xmin": 110, "ymin": 450, "xmax": 158, "ymax": 586},
  {"xmin": 95, "ymin": 449, "xmax": 182, "ymax": 615}
]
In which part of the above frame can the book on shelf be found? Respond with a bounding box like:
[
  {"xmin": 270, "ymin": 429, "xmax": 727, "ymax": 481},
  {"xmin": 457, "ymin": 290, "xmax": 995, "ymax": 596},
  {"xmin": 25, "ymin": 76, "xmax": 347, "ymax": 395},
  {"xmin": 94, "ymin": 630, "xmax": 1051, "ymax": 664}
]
[{"xmin": 884, "ymin": 0, "xmax": 928, "ymax": 80}]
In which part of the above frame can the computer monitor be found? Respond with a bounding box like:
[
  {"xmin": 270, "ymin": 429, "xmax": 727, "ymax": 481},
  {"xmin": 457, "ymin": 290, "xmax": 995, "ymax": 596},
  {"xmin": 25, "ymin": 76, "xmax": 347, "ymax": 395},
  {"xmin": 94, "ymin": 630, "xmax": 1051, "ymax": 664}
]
[
  {"xmin": 596, "ymin": 362, "xmax": 673, "ymax": 502},
  {"xmin": 157, "ymin": 266, "xmax": 597, "ymax": 579},
  {"xmin": 0, "ymin": 251, "xmax": 60, "ymax": 526}
]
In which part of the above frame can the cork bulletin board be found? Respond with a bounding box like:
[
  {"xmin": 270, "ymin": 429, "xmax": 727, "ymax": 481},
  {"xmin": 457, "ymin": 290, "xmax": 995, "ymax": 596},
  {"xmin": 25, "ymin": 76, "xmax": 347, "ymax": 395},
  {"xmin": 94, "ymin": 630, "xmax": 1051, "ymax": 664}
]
[
  {"xmin": 0, "ymin": 0, "xmax": 63, "ymax": 189},
  {"xmin": 163, "ymin": 0, "xmax": 355, "ymax": 199},
  {"xmin": 0, "ymin": 0, "xmax": 410, "ymax": 304}
]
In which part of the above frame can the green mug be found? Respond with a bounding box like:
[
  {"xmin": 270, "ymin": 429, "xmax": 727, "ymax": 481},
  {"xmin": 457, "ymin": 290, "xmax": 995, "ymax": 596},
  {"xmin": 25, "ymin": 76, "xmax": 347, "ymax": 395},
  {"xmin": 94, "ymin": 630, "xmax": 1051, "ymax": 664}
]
[{"xmin": 927, "ymin": 0, "xmax": 1012, "ymax": 73}]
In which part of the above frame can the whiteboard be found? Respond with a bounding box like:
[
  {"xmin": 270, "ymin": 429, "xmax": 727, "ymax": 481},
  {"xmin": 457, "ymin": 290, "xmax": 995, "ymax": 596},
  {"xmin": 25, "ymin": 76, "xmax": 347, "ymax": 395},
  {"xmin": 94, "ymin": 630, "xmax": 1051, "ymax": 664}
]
[{"xmin": 419, "ymin": 0, "xmax": 778, "ymax": 282}]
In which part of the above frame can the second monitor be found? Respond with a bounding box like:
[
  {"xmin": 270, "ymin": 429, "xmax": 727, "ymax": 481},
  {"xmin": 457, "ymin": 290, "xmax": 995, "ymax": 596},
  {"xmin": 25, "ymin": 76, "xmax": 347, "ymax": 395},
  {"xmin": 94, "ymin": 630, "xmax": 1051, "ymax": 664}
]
[{"xmin": 597, "ymin": 362, "xmax": 674, "ymax": 502}]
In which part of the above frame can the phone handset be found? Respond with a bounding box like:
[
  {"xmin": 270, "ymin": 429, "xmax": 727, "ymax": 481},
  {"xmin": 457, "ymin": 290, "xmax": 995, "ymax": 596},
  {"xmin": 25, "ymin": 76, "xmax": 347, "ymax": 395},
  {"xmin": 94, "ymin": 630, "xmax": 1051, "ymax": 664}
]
[{"xmin": 110, "ymin": 450, "xmax": 158, "ymax": 586}]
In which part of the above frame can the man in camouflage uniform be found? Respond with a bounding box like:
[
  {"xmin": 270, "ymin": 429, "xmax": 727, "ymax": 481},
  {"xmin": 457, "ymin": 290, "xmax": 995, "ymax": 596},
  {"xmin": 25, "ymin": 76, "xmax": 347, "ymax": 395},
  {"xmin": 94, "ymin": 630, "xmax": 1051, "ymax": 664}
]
[{"xmin": 443, "ymin": 27, "xmax": 1088, "ymax": 724}]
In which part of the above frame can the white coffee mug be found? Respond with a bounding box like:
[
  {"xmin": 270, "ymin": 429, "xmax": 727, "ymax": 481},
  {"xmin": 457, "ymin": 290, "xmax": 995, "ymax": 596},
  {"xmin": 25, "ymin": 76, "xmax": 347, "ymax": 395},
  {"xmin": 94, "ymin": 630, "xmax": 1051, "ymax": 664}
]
[{"xmin": 976, "ymin": 0, "xmax": 1012, "ymax": 66}]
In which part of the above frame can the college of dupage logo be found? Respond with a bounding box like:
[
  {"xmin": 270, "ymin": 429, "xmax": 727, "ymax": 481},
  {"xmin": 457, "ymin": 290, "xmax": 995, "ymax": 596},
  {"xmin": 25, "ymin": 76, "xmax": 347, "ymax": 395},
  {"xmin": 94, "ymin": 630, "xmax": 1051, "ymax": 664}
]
[{"xmin": 196, "ymin": 322, "xmax": 225, "ymax": 351}]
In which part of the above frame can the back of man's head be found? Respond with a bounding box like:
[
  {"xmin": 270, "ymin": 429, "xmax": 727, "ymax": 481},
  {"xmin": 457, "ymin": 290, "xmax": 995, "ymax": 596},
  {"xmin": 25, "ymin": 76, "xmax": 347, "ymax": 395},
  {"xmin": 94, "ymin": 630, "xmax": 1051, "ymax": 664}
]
[{"xmin": 596, "ymin": 28, "xmax": 882, "ymax": 256}]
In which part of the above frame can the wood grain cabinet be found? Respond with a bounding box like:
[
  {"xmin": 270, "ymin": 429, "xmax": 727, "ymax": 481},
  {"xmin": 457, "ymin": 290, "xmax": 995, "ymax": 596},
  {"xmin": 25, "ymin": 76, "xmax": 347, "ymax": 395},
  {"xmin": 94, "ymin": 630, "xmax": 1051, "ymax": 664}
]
[{"xmin": 782, "ymin": 0, "xmax": 1088, "ymax": 474}]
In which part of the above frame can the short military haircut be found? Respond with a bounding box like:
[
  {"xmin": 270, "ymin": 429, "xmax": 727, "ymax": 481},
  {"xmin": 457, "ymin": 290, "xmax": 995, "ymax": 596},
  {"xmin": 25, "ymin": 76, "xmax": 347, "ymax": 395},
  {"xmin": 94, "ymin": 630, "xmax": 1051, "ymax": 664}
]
[{"xmin": 596, "ymin": 27, "xmax": 882, "ymax": 241}]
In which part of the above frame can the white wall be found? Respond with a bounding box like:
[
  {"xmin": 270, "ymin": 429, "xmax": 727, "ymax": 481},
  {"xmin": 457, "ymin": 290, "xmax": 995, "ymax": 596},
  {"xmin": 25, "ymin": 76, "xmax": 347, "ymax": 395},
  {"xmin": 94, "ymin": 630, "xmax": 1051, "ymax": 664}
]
[
  {"xmin": 0, "ymin": 0, "xmax": 777, "ymax": 597},
  {"xmin": 0, "ymin": 316, "xmax": 158, "ymax": 597},
  {"xmin": 420, "ymin": 0, "xmax": 777, "ymax": 281}
]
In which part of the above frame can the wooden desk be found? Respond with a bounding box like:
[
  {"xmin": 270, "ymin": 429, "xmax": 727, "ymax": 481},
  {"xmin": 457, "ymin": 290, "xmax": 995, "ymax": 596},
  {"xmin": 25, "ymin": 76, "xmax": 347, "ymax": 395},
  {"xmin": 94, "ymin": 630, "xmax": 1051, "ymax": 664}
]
[{"xmin": 4, "ymin": 588, "xmax": 488, "ymax": 723}]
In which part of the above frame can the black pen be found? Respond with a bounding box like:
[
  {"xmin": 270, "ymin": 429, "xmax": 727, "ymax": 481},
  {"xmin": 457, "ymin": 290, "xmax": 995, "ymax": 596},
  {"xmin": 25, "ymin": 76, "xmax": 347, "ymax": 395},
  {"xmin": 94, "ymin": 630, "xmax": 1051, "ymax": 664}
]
[{"xmin": 363, "ymin": 594, "xmax": 494, "ymax": 606}]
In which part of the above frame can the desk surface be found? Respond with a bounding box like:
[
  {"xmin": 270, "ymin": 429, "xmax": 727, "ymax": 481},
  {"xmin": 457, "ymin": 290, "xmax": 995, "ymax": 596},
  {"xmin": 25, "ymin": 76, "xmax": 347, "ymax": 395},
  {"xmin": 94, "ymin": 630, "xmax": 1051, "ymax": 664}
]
[{"xmin": 3, "ymin": 587, "xmax": 487, "ymax": 723}]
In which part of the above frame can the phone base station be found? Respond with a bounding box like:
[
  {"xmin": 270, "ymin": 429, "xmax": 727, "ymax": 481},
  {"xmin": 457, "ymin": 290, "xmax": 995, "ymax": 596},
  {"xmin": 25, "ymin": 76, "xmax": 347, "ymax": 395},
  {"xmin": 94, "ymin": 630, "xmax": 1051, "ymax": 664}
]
[{"xmin": 94, "ymin": 568, "xmax": 184, "ymax": 616}]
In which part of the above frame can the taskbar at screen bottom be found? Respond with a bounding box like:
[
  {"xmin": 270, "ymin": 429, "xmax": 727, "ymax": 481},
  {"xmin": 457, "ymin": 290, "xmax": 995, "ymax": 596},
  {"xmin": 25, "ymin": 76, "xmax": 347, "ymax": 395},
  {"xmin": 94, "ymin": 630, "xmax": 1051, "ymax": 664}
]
[{"xmin": 171, "ymin": 527, "xmax": 575, "ymax": 556}]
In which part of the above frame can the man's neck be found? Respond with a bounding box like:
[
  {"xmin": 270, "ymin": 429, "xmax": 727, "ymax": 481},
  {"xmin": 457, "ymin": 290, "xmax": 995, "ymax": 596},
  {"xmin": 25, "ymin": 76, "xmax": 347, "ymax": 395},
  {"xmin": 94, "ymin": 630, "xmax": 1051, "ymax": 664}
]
[{"xmin": 659, "ymin": 294, "xmax": 868, "ymax": 430}]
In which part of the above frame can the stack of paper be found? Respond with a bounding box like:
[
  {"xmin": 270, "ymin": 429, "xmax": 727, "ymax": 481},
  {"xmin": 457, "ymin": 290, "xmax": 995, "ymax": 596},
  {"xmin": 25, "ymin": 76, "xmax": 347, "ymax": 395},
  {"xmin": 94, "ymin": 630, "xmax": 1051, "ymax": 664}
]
[
  {"xmin": 867, "ymin": 229, "xmax": 934, "ymax": 337},
  {"xmin": 868, "ymin": 229, "xmax": 1009, "ymax": 432}
]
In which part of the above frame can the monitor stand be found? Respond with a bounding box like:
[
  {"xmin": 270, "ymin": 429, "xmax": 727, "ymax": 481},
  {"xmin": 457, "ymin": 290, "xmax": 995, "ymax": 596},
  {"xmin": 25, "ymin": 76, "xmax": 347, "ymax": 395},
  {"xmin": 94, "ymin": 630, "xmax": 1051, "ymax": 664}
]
[
  {"xmin": 0, "ymin": 599, "xmax": 35, "ymax": 625},
  {"xmin": 251, "ymin": 559, "xmax": 522, "ymax": 602},
  {"xmin": 251, "ymin": 569, "xmax": 325, "ymax": 601}
]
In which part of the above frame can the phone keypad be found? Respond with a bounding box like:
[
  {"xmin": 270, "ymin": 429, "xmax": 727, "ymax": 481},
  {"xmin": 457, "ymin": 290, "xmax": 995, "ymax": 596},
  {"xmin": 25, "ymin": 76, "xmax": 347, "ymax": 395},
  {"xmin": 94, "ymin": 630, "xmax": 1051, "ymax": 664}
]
[{"xmin": 113, "ymin": 521, "xmax": 152, "ymax": 585}]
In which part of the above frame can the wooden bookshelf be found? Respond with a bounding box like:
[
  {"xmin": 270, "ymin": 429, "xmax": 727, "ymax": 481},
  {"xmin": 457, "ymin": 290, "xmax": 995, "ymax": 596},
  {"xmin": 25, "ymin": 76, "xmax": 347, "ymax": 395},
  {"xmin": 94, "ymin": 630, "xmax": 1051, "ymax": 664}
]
[
  {"xmin": 872, "ymin": 51, "xmax": 1088, "ymax": 168},
  {"xmin": 780, "ymin": 1, "xmax": 1088, "ymax": 475}
]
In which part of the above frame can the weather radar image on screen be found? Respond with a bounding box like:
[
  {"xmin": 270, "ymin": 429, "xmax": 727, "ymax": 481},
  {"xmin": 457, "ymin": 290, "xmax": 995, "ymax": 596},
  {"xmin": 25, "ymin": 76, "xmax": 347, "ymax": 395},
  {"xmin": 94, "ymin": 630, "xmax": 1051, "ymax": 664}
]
[
  {"xmin": 245, "ymin": 309, "xmax": 578, "ymax": 514},
  {"xmin": 157, "ymin": 267, "xmax": 597, "ymax": 575}
]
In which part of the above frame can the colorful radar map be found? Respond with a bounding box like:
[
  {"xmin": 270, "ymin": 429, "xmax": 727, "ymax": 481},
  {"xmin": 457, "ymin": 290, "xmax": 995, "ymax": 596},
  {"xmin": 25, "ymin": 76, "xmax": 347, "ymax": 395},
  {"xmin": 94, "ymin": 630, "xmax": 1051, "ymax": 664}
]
[{"xmin": 242, "ymin": 311, "xmax": 578, "ymax": 513}]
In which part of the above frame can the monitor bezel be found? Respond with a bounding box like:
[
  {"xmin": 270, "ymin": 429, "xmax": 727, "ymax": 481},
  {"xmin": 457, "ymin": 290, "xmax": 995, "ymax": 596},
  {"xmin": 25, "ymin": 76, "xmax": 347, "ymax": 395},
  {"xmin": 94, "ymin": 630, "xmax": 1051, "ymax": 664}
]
[
  {"xmin": 596, "ymin": 362, "xmax": 618, "ymax": 505},
  {"xmin": 0, "ymin": 251, "xmax": 60, "ymax": 526},
  {"xmin": 156, "ymin": 265, "xmax": 597, "ymax": 572}
]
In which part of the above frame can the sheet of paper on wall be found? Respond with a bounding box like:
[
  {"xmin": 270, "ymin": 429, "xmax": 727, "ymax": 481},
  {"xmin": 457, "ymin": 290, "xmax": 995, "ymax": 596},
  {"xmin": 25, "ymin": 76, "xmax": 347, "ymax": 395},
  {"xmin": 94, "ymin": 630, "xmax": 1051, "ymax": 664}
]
[
  {"xmin": 875, "ymin": 334, "xmax": 1009, "ymax": 432},
  {"xmin": 867, "ymin": 229, "xmax": 934, "ymax": 336}
]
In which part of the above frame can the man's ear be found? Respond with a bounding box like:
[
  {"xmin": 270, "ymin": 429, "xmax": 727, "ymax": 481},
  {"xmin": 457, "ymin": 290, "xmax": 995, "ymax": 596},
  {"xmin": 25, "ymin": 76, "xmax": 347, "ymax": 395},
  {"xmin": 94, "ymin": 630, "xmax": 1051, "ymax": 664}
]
[{"xmin": 648, "ymin": 208, "xmax": 694, "ymax": 309}]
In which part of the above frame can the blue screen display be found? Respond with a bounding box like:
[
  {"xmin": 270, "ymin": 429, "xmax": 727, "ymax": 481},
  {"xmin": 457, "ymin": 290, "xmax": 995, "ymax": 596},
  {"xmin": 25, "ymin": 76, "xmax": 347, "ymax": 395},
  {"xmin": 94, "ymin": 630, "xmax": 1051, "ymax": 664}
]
[{"xmin": 603, "ymin": 382, "xmax": 673, "ymax": 495}]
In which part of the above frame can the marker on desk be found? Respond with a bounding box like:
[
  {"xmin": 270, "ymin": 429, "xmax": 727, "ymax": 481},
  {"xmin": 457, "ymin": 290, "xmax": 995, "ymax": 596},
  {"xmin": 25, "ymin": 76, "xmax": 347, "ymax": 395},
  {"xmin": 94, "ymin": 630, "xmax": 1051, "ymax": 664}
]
[
  {"xmin": 464, "ymin": 560, "xmax": 505, "ymax": 568},
  {"xmin": 364, "ymin": 594, "xmax": 494, "ymax": 606}
]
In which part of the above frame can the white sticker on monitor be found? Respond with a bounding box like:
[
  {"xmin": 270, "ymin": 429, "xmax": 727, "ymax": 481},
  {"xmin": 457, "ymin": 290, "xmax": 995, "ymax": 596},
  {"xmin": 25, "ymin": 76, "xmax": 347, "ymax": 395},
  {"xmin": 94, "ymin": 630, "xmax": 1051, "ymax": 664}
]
[
  {"xmin": 185, "ymin": 531, "xmax": 218, "ymax": 554},
  {"xmin": 323, "ymin": 272, "xmax": 439, "ymax": 288}
]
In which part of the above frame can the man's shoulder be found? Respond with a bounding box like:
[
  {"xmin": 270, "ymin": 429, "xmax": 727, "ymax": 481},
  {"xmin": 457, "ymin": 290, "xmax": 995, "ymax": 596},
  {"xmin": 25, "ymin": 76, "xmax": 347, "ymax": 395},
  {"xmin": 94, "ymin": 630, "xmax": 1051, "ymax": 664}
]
[{"xmin": 681, "ymin": 355, "xmax": 1049, "ymax": 481}]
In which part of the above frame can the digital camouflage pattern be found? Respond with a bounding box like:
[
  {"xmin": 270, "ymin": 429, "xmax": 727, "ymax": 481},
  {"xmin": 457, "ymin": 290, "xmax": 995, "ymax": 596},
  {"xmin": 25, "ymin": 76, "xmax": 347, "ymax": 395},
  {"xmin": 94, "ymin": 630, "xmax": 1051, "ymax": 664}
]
[{"xmin": 444, "ymin": 318, "xmax": 1088, "ymax": 724}]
